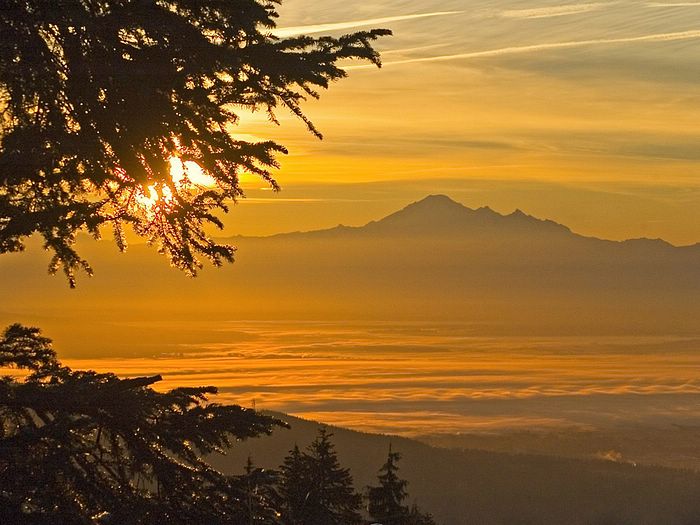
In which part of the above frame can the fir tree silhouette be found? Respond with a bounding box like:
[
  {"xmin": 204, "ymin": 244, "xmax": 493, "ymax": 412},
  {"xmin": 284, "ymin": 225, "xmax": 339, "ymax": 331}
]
[
  {"xmin": 367, "ymin": 445, "xmax": 437, "ymax": 525},
  {"xmin": 279, "ymin": 428, "xmax": 362, "ymax": 525},
  {"xmin": 0, "ymin": 324, "xmax": 284, "ymax": 524}
]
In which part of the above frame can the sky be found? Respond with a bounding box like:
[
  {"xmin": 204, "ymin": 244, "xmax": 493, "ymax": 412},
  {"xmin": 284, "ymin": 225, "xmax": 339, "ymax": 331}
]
[
  {"xmin": 220, "ymin": 0, "xmax": 700, "ymax": 244},
  {"xmin": 3, "ymin": 2, "xmax": 700, "ymax": 442}
]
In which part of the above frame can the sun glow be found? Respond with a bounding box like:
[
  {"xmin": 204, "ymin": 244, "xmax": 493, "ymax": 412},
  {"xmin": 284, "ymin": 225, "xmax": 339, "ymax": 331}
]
[
  {"xmin": 168, "ymin": 157, "xmax": 216, "ymax": 187},
  {"xmin": 130, "ymin": 157, "xmax": 216, "ymax": 211}
]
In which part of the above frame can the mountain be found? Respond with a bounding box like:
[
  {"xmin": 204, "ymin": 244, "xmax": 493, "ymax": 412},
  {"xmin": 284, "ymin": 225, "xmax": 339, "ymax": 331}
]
[
  {"xmin": 1, "ymin": 194, "xmax": 699, "ymax": 356},
  {"xmin": 228, "ymin": 194, "xmax": 700, "ymax": 333},
  {"xmin": 210, "ymin": 412, "xmax": 700, "ymax": 525},
  {"xmin": 348, "ymin": 194, "xmax": 572, "ymax": 237},
  {"xmin": 273, "ymin": 194, "xmax": 574, "ymax": 238},
  {"xmin": 272, "ymin": 194, "xmax": 686, "ymax": 247}
]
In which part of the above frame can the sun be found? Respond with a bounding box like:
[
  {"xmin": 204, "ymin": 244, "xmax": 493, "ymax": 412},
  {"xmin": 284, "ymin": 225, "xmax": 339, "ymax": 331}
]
[
  {"xmin": 132, "ymin": 157, "xmax": 216, "ymax": 210},
  {"xmin": 168, "ymin": 157, "xmax": 216, "ymax": 187}
]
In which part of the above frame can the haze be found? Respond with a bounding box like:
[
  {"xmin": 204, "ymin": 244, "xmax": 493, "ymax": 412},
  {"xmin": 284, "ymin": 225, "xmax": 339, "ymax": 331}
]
[{"xmin": 3, "ymin": 195, "xmax": 700, "ymax": 466}]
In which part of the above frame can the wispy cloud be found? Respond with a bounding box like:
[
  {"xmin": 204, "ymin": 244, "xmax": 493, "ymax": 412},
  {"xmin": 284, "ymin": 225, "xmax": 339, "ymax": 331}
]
[
  {"xmin": 646, "ymin": 1, "xmax": 700, "ymax": 6},
  {"xmin": 345, "ymin": 29, "xmax": 700, "ymax": 70},
  {"xmin": 379, "ymin": 43, "xmax": 451, "ymax": 56},
  {"xmin": 501, "ymin": 3, "xmax": 608, "ymax": 19},
  {"xmin": 273, "ymin": 11, "xmax": 463, "ymax": 37}
]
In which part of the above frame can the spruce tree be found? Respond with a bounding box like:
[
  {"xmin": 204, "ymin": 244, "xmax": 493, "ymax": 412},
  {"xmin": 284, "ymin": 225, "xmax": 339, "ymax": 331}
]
[
  {"xmin": 235, "ymin": 457, "xmax": 282, "ymax": 525},
  {"xmin": 0, "ymin": 0, "xmax": 390, "ymax": 285},
  {"xmin": 303, "ymin": 427, "xmax": 363, "ymax": 525},
  {"xmin": 278, "ymin": 444, "xmax": 310, "ymax": 525},
  {"xmin": 0, "ymin": 323, "xmax": 285, "ymax": 524},
  {"xmin": 367, "ymin": 445, "xmax": 410, "ymax": 525},
  {"xmin": 367, "ymin": 446, "xmax": 437, "ymax": 525},
  {"xmin": 278, "ymin": 428, "xmax": 362, "ymax": 525}
]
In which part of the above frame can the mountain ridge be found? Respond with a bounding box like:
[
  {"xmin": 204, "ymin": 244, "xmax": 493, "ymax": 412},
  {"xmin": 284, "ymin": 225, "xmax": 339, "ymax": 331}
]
[
  {"xmin": 3, "ymin": 193, "xmax": 700, "ymax": 342},
  {"xmin": 226, "ymin": 194, "xmax": 698, "ymax": 249}
]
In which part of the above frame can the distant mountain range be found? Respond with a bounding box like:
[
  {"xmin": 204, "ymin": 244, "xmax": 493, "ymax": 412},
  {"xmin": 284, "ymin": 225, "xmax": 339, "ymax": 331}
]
[
  {"xmin": 264, "ymin": 194, "xmax": 692, "ymax": 247},
  {"xmin": 225, "ymin": 194, "xmax": 700, "ymax": 333},
  {"xmin": 1, "ymin": 194, "xmax": 699, "ymax": 348},
  {"xmin": 281, "ymin": 194, "xmax": 580, "ymax": 238}
]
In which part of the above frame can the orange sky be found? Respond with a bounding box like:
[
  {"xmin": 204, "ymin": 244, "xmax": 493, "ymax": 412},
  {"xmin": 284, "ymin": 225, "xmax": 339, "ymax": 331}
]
[
  {"xmin": 217, "ymin": 0, "xmax": 700, "ymax": 244},
  {"xmin": 4, "ymin": 2, "xmax": 700, "ymax": 440}
]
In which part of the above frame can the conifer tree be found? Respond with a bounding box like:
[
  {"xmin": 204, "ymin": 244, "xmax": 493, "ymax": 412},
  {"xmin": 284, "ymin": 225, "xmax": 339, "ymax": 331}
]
[
  {"xmin": 367, "ymin": 446, "xmax": 437, "ymax": 525},
  {"xmin": 0, "ymin": 323, "xmax": 285, "ymax": 524},
  {"xmin": 367, "ymin": 445, "xmax": 410, "ymax": 525},
  {"xmin": 0, "ymin": 0, "xmax": 390, "ymax": 285},
  {"xmin": 235, "ymin": 457, "xmax": 282, "ymax": 525},
  {"xmin": 278, "ymin": 444, "xmax": 309, "ymax": 525},
  {"xmin": 278, "ymin": 428, "xmax": 362, "ymax": 525},
  {"xmin": 303, "ymin": 427, "xmax": 363, "ymax": 525}
]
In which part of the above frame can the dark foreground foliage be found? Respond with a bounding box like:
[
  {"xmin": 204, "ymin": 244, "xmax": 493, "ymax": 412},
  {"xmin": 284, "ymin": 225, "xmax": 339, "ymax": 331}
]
[
  {"xmin": 278, "ymin": 427, "xmax": 363, "ymax": 525},
  {"xmin": 0, "ymin": 323, "xmax": 284, "ymax": 524},
  {"xmin": 0, "ymin": 0, "xmax": 389, "ymax": 284}
]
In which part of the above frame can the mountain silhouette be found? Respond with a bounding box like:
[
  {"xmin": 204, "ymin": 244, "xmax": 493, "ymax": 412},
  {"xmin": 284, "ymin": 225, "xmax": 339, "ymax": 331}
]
[
  {"xmin": 203, "ymin": 195, "xmax": 700, "ymax": 333},
  {"xmin": 362, "ymin": 194, "xmax": 571, "ymax": 237},
  {"xmin": 1, "ymin": 194, "xmax": 699, "ymax": 347},
  {"xmin": 280, "ymin": 194, "xmax": 573, "ymax": 239},
  {"xmin": 275, "ymin": 195, "xmax": 691, "ymax": 254}
]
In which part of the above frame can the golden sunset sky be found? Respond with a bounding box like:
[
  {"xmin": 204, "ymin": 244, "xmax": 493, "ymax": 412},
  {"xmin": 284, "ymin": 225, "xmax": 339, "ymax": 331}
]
[
  {"xmin": 4, "ymin": 1, "xmax": 700, "ymax": 440},
  {"xmin": 225, "ymin": 0, "xmax": 700, "ymax": 245}
]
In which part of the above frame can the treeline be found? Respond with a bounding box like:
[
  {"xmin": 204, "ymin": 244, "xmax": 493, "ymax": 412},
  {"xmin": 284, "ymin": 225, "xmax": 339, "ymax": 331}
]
[
  {"xmin": 0, "ymin": 324, "xmax": 434, "ymax": 524},
  {"xmin": 243, "ymin": 427, "xmax": 436, "ymax": 525}
]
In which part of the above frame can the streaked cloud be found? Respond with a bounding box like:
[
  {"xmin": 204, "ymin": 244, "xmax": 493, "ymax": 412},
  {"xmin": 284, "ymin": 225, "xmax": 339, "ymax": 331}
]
[
  {"xmin": 647, "ymin": 1, "xmax": 700, "ymax": 5},
  {"xmin": 48, "ymin": 321, "xmax": 700, "ymax": 437},
  {"xmin": 292, "ymin": 411, "xmax": 581, "ymax": 436},
  {"xmin": 500, "ymin": 3, "xmax": 608, "ymax": 19},
  {"xmin": 345, "ymin": 29, "xmax": 700, "ymax": 70},
  {"xmin": 273, "ymin": 11, "xmax": 463, "ymax": 37}
]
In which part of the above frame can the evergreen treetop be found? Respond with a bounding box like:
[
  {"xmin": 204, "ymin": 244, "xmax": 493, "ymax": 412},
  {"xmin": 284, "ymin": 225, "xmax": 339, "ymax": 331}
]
[
  {"xmin": 0, "ymin": 0, "xmax": 390, "ymax": 285},
  {"xmin": 367, "ymin": 445, "xmax": 410, "ymax": 525},
  {"xmin": 279, "ymin": 427, "xmax": 362, "ymax": 525},
  {"xmin": 278, "ymin": 443, "xmax": 309, "ymax": 525},
  {"xmin": 236, "ymin": 456, "xmax": 282, "ymax": 525},
  {"xmin": 367, "ymin": 445, "xmax": 438, "ymax": 525}
]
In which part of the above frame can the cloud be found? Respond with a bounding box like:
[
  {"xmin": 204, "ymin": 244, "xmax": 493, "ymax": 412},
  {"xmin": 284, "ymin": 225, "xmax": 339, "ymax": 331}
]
[
  {"xmin": 59, "ymin": 323, "xmax": 700, "ymax": 436},
  {"xmin": 500, "ymin": 3, "xmax": 608, "ymax": 19},
  {"xmin": 273, "ymin": 11, "xmax": 463, "ymax": 37},
  {"xmin": 344, "ymin": 29, "xmax": 700, "ymax": 70},
  {"xmin": 302, "ymin": 135, "xmax": 524, "ymax": 159},
  {"xmin": 289, "ymin": 411, "xmax": 578, "ymax": 436},
  {"xmin": 647, "ymin": 1, "xmax": 700, "ymax": 5}
]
